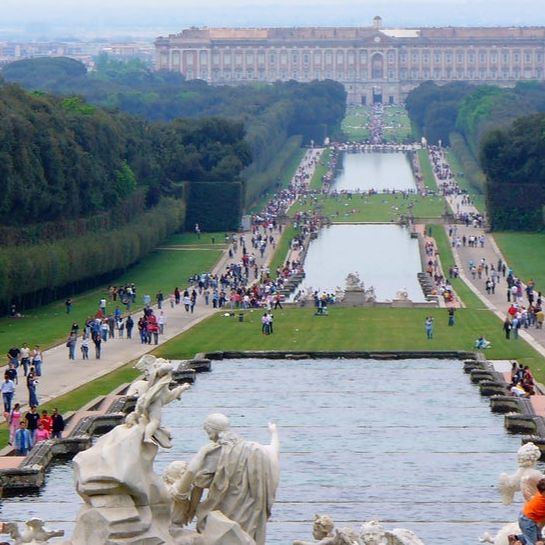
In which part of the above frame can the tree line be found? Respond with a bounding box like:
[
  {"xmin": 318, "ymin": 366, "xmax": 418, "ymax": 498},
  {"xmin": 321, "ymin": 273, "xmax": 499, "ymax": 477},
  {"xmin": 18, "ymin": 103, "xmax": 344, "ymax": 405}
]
[{"xmin": 406, "ymin": 80, "xmax": 545, "ymax": 231}]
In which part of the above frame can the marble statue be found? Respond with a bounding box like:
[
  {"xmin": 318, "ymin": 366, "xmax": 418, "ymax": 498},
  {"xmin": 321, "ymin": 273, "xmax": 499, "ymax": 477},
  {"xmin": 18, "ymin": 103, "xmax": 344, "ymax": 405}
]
[
  {"xmin": 1, "ymin": 519, "xmax": 64, "ymax": 544},
  {"xmin": 126, "ymin": 354, "xmax": 170, "ymax": 397},
  {"xmin": 170, "ymin": 413, "xmax": 280, "ymax": 545},
  {"xmin": 359, "ymin": 521, "xmax": 424, "ymax": 545},
  {"xmin": 293, "ymin": 514, "xmax": 335, "ymax": 545},
  {"xmin": 293, "ymin": 519, "xmax": 424, "ymax": 545},
  {"xmin": 345, "ymin": 273, "xmax": 363, "ymax": 291},
  {"xmin": 480, "ymin": 442, "xmax": 544, "ymax": 545},
  {"xmin": 394, "ymin": 288, "xmax": 409, "ymax": 301},
  {"xmin": 363, "ymin": 286, "xmax": 376, "ymax": 303},
  {"xmin": 68, "ymin": 356, "xmax": 191, "ymax": 545},
  {"xmin": 498, "ymin": 442, "xmax": 543, "ymax": 504}
]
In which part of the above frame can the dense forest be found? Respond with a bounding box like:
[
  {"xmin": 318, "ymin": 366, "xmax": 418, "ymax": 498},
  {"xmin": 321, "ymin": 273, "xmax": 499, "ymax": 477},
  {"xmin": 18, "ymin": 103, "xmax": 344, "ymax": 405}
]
[
  {"xmin": 2, "ymin": 56, "xmax": 346, "ymax": 209},
  {"xmin": 406, "ymin": 80, "xmax": 545, "ymax": 231},
  {"xmin": 0, "ymin": 57, "xmax": 346, "ymax": 313}
]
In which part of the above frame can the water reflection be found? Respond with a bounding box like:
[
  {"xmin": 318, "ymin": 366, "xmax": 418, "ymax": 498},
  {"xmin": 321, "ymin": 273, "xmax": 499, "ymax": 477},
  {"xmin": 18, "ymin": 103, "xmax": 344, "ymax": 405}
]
[
  {"xmin": 0, "ymin": 358, "xmax": 526, "ymax": 545},
  {"xmin": 334, "ymin": 153, "xmax": 416, "ymax": 192},
  {"xmin": 301, "ymin": 224, "xmax": 425, "ymax": 301}
]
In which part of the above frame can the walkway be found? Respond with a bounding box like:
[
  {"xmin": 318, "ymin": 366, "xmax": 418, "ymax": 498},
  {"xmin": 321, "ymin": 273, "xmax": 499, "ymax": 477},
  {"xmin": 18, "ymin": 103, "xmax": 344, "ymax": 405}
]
[
  {"xmin": 3, "ymin": 149, "xmax": 322, "ymax": 413},
  {"xmin": 431, "ymin": 149, "xmax": 545, "ymax": 359}
]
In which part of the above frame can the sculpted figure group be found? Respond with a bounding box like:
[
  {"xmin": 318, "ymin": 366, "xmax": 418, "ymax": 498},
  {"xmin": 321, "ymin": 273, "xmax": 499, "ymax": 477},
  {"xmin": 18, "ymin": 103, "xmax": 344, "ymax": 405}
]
[{"xmin": 292, "ymin": 515, "xmax": 425, "ymax": 545}]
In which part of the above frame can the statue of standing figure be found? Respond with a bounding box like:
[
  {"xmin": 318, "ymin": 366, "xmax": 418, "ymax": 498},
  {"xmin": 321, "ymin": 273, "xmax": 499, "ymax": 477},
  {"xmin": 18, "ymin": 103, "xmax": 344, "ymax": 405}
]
[{"xmin": 167, "ymin": 413, "xmax": 280, "ymax": 545}]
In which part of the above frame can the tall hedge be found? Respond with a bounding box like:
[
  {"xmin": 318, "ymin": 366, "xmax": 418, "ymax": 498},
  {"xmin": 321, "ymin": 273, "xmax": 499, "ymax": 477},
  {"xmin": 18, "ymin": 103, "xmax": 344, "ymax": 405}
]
[
  {"xmin": 184, "ymin": 182, "xmax": 242, "ymax": 232},
  {"xmin": 0, "ymin": 198, "xmax": 185, "ymax": 311}
]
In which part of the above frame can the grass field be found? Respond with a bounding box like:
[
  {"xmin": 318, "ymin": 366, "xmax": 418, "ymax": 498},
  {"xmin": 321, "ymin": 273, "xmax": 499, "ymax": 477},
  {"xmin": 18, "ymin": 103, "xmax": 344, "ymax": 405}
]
[
  {"xmin": 383, "ymin": 106, "xmax": 413, "ymax": 143},
  {"xmin": 162, "ymin": 232, "xmax": 230, "ymax": 247},
  {"xmin": 290, "ymin": 193, "xmax": 444, "ymax": 223},
  {"xmin": 417, "ymin": 149, "xmax": 438, "ymax": 191},
  {"xmin": 154, "ymin": 306, "xmax": 545, "ymax": 376},
  {"xmin": 0, "ymin": 248, "xmax": 221, "ymax": 355},
  {"xmin": 341, "ymin": 105, "xmax": 371, "ymax": 141},
  {"xmin": 309, "ymin": 148, "xmax": 332, "ymax": 190},
  {"xmin": 494, "ymin": 232, "xmax": 545, "ymax": 292}
]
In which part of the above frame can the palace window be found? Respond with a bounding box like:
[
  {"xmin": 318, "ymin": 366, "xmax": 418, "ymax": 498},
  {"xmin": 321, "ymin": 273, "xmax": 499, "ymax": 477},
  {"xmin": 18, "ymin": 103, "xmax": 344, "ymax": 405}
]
[
  {"xmin": 387, "ymin": 51, "xmax": 396, "ymax": 63},
  {"xmin": 292, "ymin": 51, "xmax": 299, "ymax": 63},
  {"xmin": 513, "ymin": 51, "xmax": 520, "ymax": 63},
  {"xmin": 325, "ymin": 51, "xmax": 333, "ymax": 64},
  {"xmin": 235, "ymin": 54, "xmax": 242, "ymax": 64},
  {"xmin": 336, "ymin": 51, "xmax": 344, "ymax": 64},
  {"xmin": 445, "ymin": 52, "xmax": 452, "ymax": 64},
  {"xmin": 434, "ymin": 51, "xmax": 441, "ymax": 64},
  {"xmin": 468, "ymin": 53, "xmax": 475, "ymax": 64},
  {"xmin": 422, "ymin": 53, "xmax": 430, "ymax": 64},
  {"xmin": 360, "ymin": 50, "xmax": 368, "ymax": 62},
  {"xmin": 212, "ymin": 53, "xmax": 220, "ymax": 65},
  {"xmin": 399, "ymin": 52, "xmax": 407, "ymax": 64},
  {"xmin": 502, "ymin": 51, "xmax": 509, "ymax": 63},
  {"xmin": 479, "ymin": 51, "xmax": 487, "ymax": 63},
  {"xmin": 314, "ymin": 52, "xmax": 321, "ymax": 64},
  {"xmin": 246, "ymin": 52, "xmax": 254, "ymax": 64},
  {"xmin": 456, "ymin": 52, "xmax": 464, "ymax": 64},
  {"xmin": 258, "ymin": 53, "xmax": 265, "ymax": 65},
  {"xmin": 347, "ymin": 52, "xmax": 355, "ymax": 64},
  {"xmin": 224, "ymin": 53, "xmax": 231, "ymax": 65},
  {"xmin": 200, "ymin": 51, "xmax": 208, "ymax": 64},
  {"xmin": 186, "ymin": 54, "xmax": 194, "ymax": 66},
  {"xmin": 411, "ymin": 51, "xmax": 419, "ymax": 63},
  {"xmin": 303, "ymin": 53, "xmax": 310, "ymax": 65},
  {"xmin": 525, "ymin": 51, "xmax": 532, "ymax": 63},
  {"xmin": 269, "ymin": 53, "xmax": 275, "ymax": 64}
]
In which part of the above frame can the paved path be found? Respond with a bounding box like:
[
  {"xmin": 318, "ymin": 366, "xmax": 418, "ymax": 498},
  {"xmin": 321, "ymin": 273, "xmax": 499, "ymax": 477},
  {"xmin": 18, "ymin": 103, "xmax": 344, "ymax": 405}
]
[
  {"xmin": 4, "ymin": 149, "xmax": 322, "ymax": 413},
  {"xmin": 431, "ymin": 150, "xmax": 545, "ymax": 359}
]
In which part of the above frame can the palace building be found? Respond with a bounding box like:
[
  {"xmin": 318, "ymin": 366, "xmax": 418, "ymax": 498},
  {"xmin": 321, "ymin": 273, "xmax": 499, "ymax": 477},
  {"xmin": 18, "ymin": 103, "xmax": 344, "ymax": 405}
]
[{"xmin": 154, "ymin": 17, "xmax": 545, "ymax": 104}]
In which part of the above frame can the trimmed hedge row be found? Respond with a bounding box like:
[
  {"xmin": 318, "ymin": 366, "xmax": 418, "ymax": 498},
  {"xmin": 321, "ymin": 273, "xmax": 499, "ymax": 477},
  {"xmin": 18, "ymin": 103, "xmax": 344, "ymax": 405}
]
[
  {"xmin": 0, "ymin": 198, "xmax": 185, "ymax": 311},
  {"xmin": 243, "ymin": 135, "xmax": 303, "ymax": 210},
  {"xmin": 0, "ymin": 189, "xmax": 148, "ymax": 247},
  {"xmin": 449, "ymin": 132, "xmax": 487, "ymax": 193},
  {"xmin": 184, "ymin": 182, "xmax": 242, "ymax": 232}
]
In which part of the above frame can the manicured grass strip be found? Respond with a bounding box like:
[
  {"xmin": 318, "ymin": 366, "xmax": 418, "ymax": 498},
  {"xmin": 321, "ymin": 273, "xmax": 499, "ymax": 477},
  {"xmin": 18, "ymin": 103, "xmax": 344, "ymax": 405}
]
[
  {"xmin": 341, "ymin": 105, "xmax": 371, "ymax": 141},
  {"xmin": 290, "ymin": 193, "xmax": 444, "ymax": 223},
  {"xmin": 417, "ymin": 149, "xmax": 438, "ymax": 191},
  {"xmin": 154, "ymin": 306, "xmax": 545, "ymax": 378},
  {"xmin": 494, "ymin": 232, "xmax": 545, "ymax": 292},
  {"xmin": 0, "ymin": 249, "xmax": 221, "ymax": 356},
  {"xmin": 429, "ymin": 224, "xmax": 486, "ymax": 310},
  {"xmin": 446, "ymin": 150, "xmax": 486, "ymax": 213},
  {"xmin": 383, "ymin": 106, "xmax": 414, "ymax": 143},
  {"xmin": 0, "ymin": 362, "xmax": 141, "ymax": 448},
  {"xmin": 309, "ymin": 148, "xmax": 332, "ymax": 190},
  {"xmin": 163, "ymin": 232, "xmax": 229, "ymax": 246},
  {"xmin": 268, "ymin": 226, "xmax": 298, "ymax": 274}
]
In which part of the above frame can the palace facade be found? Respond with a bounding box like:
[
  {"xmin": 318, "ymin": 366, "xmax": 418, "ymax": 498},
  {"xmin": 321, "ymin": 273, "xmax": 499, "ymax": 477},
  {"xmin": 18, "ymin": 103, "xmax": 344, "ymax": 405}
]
[{"xmin": 154, "ymin": 17, "xmax": 545, "ymax": 104}]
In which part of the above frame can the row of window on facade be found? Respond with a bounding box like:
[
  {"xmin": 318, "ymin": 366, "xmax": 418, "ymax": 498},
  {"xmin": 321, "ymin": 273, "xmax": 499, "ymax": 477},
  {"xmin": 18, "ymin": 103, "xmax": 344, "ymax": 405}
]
[
  {"xmin": 179, "ymin": 66, "xmax": 543, "ymax": 81},
  {"xmin": 162, "ymin": 47, "xmax": 545, "ymax": 67}
]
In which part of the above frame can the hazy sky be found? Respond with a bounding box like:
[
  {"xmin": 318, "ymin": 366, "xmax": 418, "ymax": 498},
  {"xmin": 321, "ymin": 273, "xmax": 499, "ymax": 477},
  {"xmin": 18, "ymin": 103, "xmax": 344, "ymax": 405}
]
[{"xmin": 3, "ymin": 0, "xmax": 545, "ymax": 40}]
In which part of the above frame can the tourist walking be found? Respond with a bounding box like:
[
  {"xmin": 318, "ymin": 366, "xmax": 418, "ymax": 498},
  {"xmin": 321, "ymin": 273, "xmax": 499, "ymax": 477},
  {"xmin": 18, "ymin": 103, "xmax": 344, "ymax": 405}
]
[
  {"xmin": 25, "ymin": 405, "xmax": 39, "ymax": 445},
  {"xmin": 14, "ymin": 421, "xmax": 32, "ymax": 456},
  {"xmin": 26, "ymin": 367, "xmax": 39, "ymax": 408},
  {"xmin": 51, "ymin": 408, "xmax": 65, "ymax": 439},
  {"xmin": 8, "ymin": 403, "xmax": 21, "ymax": 445},
  {"xmin": 126, "ymin": 315, "xmax": 134, "ymax": 339},
  {"xmin": 81, "ymin": 335, "xmax": 89, "ymax": 360},
  {"xmin": 66, "ymin": 332, "xmax": 77, "ymax": 360},
  {"xmin": 425, "ymin": 316, "xmax": 434, "ymax": 339},
  {"xmin": 20, "ymin": 342, "xmax": 31, "ymax": 377},
  {"xmin": 92, "ymin": 331, "xmax": 102, "ymax": 359},
  {"xmin": 448, "ymin": 307, "xmax": 455, "ymax": 326},
  {"xmin": 32, "ymin": 345, "xmax": 43, "ymax": 377},
  {"xmin": 1, "ymin": 373, "xmax": 15, "ymax": 413}
]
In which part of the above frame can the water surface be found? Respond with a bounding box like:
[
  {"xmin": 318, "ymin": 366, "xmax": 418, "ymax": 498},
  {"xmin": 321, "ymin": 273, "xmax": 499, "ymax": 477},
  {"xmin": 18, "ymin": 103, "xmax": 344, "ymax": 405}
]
[
  {"xmin": 301, "ymin": 224, "xmax": 425, "ymax": 301},
  {"xmin": 334, "ymin": 153, "xmax": 416, "ymax": 192},
  {"xmin": 0, "ymin": 358, "xmax": 524, "ymax": 545}
]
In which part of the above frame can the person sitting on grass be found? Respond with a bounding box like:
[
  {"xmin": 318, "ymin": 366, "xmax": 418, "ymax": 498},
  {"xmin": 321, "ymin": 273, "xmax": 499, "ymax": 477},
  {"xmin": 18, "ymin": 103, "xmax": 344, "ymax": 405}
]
[{"xmin": 474, "ymin": 336, "xmax": 492, "ymax": 349}]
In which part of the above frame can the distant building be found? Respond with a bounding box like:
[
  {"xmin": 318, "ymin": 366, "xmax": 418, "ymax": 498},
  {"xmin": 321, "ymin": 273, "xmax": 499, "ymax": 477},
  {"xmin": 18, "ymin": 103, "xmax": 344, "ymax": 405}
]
[{"xmin": 154, "ymin": 17, "xmax": 545, "ymax": 104}]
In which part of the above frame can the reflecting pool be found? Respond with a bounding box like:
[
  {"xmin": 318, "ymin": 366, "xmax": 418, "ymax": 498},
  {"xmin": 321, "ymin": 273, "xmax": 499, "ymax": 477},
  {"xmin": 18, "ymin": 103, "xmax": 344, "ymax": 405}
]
[
  {"xmin": 334, "ymin": 153, "xmax": 416, "ymax": 192},
  {"xmin": 0, "ymin": 358, "xmax": 524, "ymax": 545},
  {"xmin": 301, "ymin": 224, "xmax": 425, "ymax": 301}
]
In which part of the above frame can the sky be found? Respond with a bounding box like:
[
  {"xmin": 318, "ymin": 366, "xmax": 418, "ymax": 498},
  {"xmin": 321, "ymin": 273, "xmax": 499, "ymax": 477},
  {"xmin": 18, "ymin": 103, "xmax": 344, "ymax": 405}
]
[{"xmin": 2, "ymin": 0, "xmax": 545, "ymax": 40}]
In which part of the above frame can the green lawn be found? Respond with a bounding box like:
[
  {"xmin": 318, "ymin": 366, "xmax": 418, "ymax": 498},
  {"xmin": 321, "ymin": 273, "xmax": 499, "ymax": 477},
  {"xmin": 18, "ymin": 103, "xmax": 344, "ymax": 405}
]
[
  {"xmin": 154, "ymin": 306, "xmax": 545, "ymax": 376},
  {"xmin": 290, "ymin": 193, "xmax": 444, "ymax": 223},
  {"xmin": 383, "ymin": 106, "xmax": 413, "ymax": 143},
  {"xmin": 417, "ymin": 149, "xmax": 438, "ymax": 191},
  {"xmin": 446, "ymin": 150, "xmax": 486, "ymax": 213},
  {"xmin": 268, "ymin": 225, "xmax": 298, "ymax": 274},
  {"xmin": 494, "ymin": 232, "xmax": 545, "ymax": 292},
  {"xmin": 163, "ymin": 232, "xmax": 230, "ymax": 246},
  {"xmin": 0, "ymin": 248, "xmax": 221, "ymax": 355},
  {"xmin": 341, "ymin": 105, "xmax": 371, "ymax": 141},
  {"xmin": 309, "ymin": 148, "xmax": 332, "ymax": 190}
]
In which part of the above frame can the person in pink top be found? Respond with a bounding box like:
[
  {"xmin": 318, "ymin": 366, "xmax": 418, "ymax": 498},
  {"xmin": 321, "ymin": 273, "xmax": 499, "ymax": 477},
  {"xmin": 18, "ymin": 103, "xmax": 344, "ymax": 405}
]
[
  {"xmin": 34, "ymin": 422, "xmax": 50, "ymax": 443},
  {"xmin": 8, "ymin": 403, "xmax": 21, "ymax": 446}
]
